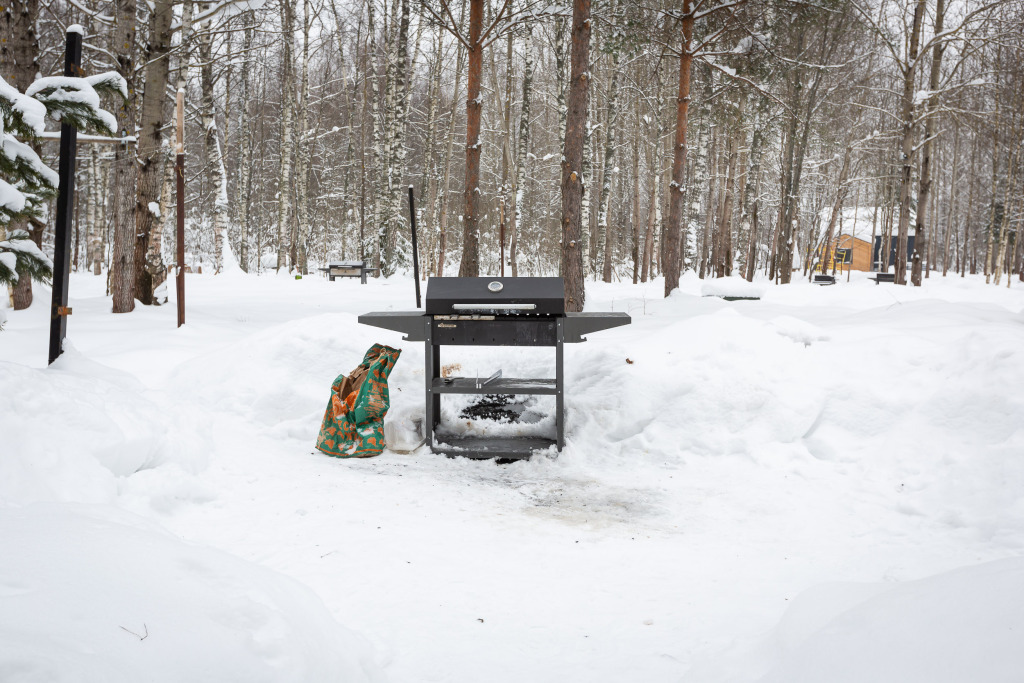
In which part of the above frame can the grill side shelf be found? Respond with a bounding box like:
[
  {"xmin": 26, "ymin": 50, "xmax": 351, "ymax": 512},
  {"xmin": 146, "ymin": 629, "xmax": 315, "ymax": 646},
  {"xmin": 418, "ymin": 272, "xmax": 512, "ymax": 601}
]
[
  {"xmin": 431, "ymin": 377, "xmax": 557, "ymax": 395},
  {"xmin": 358, "ymin": 312, "xmax": 429, "ymax": 341},
  {"xmin": 563, "ymin": 312, "xmax": 631, "ymax": 343}
]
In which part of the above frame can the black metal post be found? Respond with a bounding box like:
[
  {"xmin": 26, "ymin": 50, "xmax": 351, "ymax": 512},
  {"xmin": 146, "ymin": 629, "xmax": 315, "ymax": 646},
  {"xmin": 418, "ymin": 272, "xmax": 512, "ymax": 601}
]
[
  {"xmin": 408, "ymin": 186, "xmax": 421, "ymax": 308},
  {"xmin": 175, "ymin": 89, "xmax": 185, "ymax": 328},
  {"xmin": 48, "ymin": 30, "xmax": 83, "ymax": 365}
]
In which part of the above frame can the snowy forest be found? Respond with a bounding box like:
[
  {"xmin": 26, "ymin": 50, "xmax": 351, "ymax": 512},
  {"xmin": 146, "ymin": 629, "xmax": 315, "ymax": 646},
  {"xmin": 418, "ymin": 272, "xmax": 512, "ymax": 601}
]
[
  {"xmin": 3, "ymin": 0, "xmax": 1023, "ymax": 314},
  {"xmin": 5, "ymin": 2, "xmax": 1024, "ymax": 681}
]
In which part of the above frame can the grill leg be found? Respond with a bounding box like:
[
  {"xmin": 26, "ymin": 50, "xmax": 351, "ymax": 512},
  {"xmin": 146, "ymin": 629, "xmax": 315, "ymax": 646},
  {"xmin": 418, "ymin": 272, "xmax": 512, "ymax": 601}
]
[
  {"xmin": 556, "ymin": 319, "xmax": 564, "ymax": 451},
  {"xmin": 424, "ymin": 338, "xmax": 435, "ymax": 451},
  {"xmin": 431, "ymin": 343, "xmax": 440, "ymax": 428}
]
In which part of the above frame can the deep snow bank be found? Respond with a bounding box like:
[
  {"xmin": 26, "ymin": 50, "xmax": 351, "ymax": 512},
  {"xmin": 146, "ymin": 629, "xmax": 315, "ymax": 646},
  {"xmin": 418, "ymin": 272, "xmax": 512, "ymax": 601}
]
[
  {"xmin": 687, "ymin": 557, "xmax": 1024, "ymax": 683},
  {"xmin": 0, "ymin": 351, "xmax": 385, "ymax": 682},
  {"xmin": 0, "ymin": 504, "xmax": 383, "ymax": 683}
]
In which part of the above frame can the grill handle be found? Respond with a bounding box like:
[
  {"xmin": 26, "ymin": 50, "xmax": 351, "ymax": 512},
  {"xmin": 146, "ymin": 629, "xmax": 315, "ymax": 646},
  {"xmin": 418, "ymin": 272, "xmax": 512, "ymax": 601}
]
[{"xmin": 452, "ymin": 303, "xmax": 537, "ymax": 311}]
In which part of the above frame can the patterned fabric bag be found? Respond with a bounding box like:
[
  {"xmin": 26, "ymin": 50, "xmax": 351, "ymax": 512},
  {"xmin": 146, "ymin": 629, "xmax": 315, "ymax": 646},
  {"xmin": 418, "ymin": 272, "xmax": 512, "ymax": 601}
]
[{"xmin": 316, "ymin": 344, "xmax": 401, "ymax": 458}]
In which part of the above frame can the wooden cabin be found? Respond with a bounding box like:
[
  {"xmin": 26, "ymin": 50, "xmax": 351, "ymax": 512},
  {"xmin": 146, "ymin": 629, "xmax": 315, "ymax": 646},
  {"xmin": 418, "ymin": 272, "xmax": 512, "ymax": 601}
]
[
  {"xmin": 815, "ymin": 207, "xmax": 914, "ymax": 273},
  {"xmin": 835, "ymin": 234, "xmax": 873, "ymax": 271}
]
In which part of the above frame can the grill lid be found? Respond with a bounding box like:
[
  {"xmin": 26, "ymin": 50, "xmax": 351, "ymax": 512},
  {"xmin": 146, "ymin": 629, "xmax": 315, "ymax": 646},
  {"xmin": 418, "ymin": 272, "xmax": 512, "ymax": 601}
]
[{"xmin": 425, "ymin": 277, "xmax": 565, "ymax": 315}]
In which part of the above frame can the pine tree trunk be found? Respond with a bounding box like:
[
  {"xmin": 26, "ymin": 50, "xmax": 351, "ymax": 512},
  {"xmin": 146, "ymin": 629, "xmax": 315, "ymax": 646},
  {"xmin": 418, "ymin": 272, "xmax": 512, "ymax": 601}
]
[
  {"xmin": 110, "ymin": 0, "xmax": 138, "ymax": 313},
  {"xmin": 663, "ymin": 0, "xmax": 693, "ymax": 294},
  {"xmin": 2, "ymin": 0, "xmax": 40, "ymax": 308},
  {"xmin": 560, "ymin": 0, "xmax": 591, "ymax": 312},
  {"xmin": 459, "ymin": 0, "xmax": 484, "ymax": 278}
]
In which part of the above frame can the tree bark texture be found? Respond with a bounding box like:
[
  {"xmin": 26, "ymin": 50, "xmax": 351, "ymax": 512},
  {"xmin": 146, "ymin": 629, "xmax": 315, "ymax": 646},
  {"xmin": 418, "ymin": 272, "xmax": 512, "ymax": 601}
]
[
  {"xmin": 199, "ymin": 6, "xmax": 230, "ymax": 274},
  {"xmin": 459, "ymin": 0, "xmax": 484, "ymax": 278},
  {"xmin": 560, "ymin": 0, "xmax": 591, "ymax": 311},
  {"xmin": 911, "ymin": 0, "xmax": 945, "ymax": 286},
  {"xmin": 510, "ymin": 24, "xmax": 534, "ymax": 278},
  {"xmin": 110, "ymin": 0, "xmax": 138, "ymax": 313},
  {"xmin": 1, "ymin": 0, "xmax": 40, "ymax": 309},
  {"xmin": 664, "ymin": 0, "xmax": 693, "ymax": 295},
  {"xmin": 133, "ymin": 0, "xmax": 175, "ymax": 304},
  {"xmin": 277, "ymin": 0, "xmax": 296, "ymax": 271},
  {"xmin": 894, "ymin": 0, "xmax": 927, "ymax": 285}
]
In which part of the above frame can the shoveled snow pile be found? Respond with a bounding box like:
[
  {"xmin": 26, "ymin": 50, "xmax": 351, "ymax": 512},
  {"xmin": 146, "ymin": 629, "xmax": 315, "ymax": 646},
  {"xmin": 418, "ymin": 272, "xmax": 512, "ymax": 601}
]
[{"xmin": 1, "ymin": 269, "xmax": 1022, "ymax": 682}]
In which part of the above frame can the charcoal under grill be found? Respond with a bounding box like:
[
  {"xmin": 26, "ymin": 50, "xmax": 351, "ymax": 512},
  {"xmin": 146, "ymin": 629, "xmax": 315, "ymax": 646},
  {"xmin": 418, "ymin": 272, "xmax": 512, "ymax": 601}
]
[{"xmin": 359, "ymin": 276, "xmax": 629, "ymax": 460}]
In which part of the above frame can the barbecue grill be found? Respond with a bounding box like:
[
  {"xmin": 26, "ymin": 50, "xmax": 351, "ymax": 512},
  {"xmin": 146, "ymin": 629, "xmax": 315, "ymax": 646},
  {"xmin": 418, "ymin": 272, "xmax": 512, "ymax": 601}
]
[{"xmin": 359, "ymin": 277, "xmax": 629, "ymax": 460}]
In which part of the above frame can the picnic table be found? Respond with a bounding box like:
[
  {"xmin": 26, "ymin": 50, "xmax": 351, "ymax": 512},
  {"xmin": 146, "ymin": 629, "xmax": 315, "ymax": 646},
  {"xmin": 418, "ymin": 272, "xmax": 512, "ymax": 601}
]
[{"xmin": 319, "ymin": 261, "xmax": 378, "ymax": 284}]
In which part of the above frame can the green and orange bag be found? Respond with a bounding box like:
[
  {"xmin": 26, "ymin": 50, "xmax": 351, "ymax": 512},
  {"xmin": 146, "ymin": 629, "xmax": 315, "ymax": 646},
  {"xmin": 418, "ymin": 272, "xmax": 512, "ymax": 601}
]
[{"xmin": 316, "ymin": 344, "xmax": 401, "ymax": 458}]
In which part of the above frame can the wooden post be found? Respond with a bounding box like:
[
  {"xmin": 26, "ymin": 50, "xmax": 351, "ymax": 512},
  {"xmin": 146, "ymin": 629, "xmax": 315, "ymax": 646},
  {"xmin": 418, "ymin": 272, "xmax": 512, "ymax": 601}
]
[
  {"xmin": 175, "ymin": 88, "xmax": 186, "ymax": 327},
  {"xmin": 48, "ymin": 29, "xmax": 82, "ymax": 365}
]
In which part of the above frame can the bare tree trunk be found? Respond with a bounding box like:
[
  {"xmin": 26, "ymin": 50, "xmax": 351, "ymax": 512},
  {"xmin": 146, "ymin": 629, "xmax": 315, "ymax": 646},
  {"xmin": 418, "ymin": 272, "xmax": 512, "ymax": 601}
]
[
  {"xmin": 985, "ymin": 109, "xmax": 999, "ymax": 282},
  {"xmin": 821, "ymin": 143, "xmax": 854, "ymax": 276},
  {"xmin": 943, "ymin": 127, "xmax": 960, "ymax": 276},
  {"xmin": 911, "ymin": 0, "xmax": 945, "ymax": 286},
  {"xmin": 88, "ymin": 148, "xmax": 104, "ymax": 274},
  {"xmin": 598, "ymin": 36, "xmax": 620, "ymax": 283},
  {"xmin": 236, "ymin": 18, "xmax": 255, "ymax": 272},
  {"xmin": 510, "ymin": 24, "xmax": 534, "ymax": 278},
  {"xmin": 294, "ymin": 0, "xmax": 314, "ymax": 274},
  {"xmin": 642, "ymin": 139, "xmax": 659, "ymax": 283},
  {"xmin": 459, "ymin": 0, "xmax": 484, "ymax": 277},
  {"xmin": 199, "ymin": 4, "xmax": 230, "ymax": 274},
  {"xmin": 277, "ymin": 0, "xmax": 296, "ymax": 272},
  {"xmin": 420, "ymin": 24, "xmax": 443, "ymax": 276},
  {"xmin": 380, "ymin": 0, "xmax": 409, "ymax": 277},
  {"xmin": 131, "ymin": 0, "xmax": 175, "ymax": 304},
  {"xmin": 893, "ymin": 0, "xmax": 927, "ymax": 284},
  {"xmin": 631, "ymin": 96, "xmax": 641, "ymax": 284},
  {"xmin": 663, "ymin": 0, "xmax": 693, "ymax": 294},
  {"xmin": 110, "ymin": 0, "xmax": 138, "ymax": 313},
  {"xmin": 436, "ymin": 39, "xmax": 465, "ymax": 278},
  {"xmin": 560, "ymin": 0, "xmax": 591, "ymax": 311}
]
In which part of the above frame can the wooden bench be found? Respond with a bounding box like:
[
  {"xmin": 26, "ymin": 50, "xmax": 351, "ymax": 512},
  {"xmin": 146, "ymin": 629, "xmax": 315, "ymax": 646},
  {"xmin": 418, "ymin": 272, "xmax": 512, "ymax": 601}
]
[
  {"xmin": 319, "ymin": 261, "xmax": 379, "ymax": 284},
  {"xmin": 813, "ymin": 274, "xmax": 836, "ymax": 285},
  {"xmin": 870, "ymin": 272, "xmax": 896, "ymax": 285}
]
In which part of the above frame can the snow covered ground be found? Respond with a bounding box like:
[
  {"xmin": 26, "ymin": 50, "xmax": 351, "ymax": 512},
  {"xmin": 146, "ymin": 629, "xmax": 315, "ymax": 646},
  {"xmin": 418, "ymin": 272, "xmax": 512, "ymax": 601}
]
[{"xmin": 2, "ymin": 269, "xmax": 1023, "ymax": 682}]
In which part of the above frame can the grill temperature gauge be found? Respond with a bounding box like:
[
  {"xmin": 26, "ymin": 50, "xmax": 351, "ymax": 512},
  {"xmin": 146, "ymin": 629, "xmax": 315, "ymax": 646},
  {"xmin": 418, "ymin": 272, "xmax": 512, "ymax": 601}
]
[{"xmin": 487, "ymin": 281, "xmax": 503, "ymax": 293}]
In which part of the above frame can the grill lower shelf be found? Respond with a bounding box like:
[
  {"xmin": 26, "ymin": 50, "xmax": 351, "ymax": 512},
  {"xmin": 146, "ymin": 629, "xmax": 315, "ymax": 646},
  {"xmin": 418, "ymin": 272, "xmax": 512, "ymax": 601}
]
[
  {"xmin": 431, "ymin": 435, "xmax": 557, "ymax": 460},
  {"xmin": 431, "ymin": 377, "xmax": 557, "ymax": 395}
]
